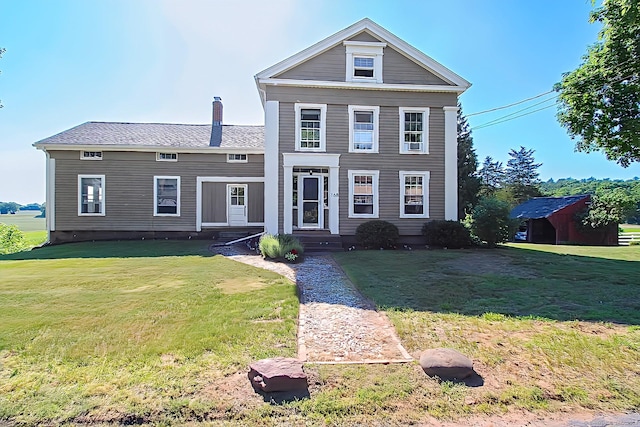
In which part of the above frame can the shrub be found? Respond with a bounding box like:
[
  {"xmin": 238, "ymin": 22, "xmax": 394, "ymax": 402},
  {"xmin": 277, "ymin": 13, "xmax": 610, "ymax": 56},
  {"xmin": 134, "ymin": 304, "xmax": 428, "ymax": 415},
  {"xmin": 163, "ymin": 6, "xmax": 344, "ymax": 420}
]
[
  {"xmin": 630, "ymin": 240, "xmax": 640, "ymax": 246},
  {"xmin": 464, "ymin": 197, "xmax": 513, "ymax": 248},
  {"xmin": 422, "ymin": 220, "xmax": 472, "ymax": 248},
  {"xmin": 355, "ymin": 220, "xmax": 399, "ymax": 249},
  {"xmin": 258, "ymin": 234, "xmax": 304, "ymax": 261},
  {"xmin": 0, "ymin": 223, "xmax": 29, "ymax": 254}
]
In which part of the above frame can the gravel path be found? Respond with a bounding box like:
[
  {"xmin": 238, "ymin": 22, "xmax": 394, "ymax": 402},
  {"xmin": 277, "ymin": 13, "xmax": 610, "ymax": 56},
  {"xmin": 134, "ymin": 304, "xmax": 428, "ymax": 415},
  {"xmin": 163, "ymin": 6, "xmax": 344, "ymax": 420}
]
[{"xmin": 212, "ymin": 245, "xmax": 411, "ymax": 363}]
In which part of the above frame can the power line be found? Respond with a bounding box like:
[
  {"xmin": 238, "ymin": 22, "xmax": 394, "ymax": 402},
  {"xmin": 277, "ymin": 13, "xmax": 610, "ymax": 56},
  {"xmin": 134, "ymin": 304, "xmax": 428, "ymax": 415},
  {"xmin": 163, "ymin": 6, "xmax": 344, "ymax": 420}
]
[
  {"xmin": 473, "ymin": 102, "xmax": 559, "ymax": 131},
  {"xmin": 471, "ymin": 95, "xmax": 558, "ymax": 129},
  {"xmin": 466, "ymin": 90, "xmax": 554, "ymax": 117}
]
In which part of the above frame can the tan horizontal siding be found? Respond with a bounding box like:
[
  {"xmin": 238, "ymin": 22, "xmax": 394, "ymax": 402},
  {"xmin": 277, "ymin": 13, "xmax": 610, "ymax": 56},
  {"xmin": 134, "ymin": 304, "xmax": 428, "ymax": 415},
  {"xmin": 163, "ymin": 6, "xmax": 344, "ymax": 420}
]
[
  {"xmin": 50, "ymin": 150, "xmax": 264, "ymax": 231},
  {"xmin": 347, "ymin": 31, "xmax": 382, "ymax": 43},
  {"xmin": 383, "ymin": 47, "xmax": 449, "ymax": 85},
  {"xmin": 275, "ymin": 44, "xmax": 345, "ymax": 82},
  {"xmin": 202, "ymin": 183, "xmax": 226, "ymax": 223},
  {"xmin": 248, "ymin": 183, "xmax": 265, "ymax": 223},
  {"xmin": 272, "ymin": 87, "xmax": 451, "ymax": 236},
  {"xmin": 267, "ymin": 86, "xmax": 457, "ymax": 108}
]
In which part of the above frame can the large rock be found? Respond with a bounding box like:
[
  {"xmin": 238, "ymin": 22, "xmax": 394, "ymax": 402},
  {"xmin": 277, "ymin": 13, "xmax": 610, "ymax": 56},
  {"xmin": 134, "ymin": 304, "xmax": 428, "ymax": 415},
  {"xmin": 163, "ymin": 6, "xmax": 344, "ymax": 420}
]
[
  {"xmin": 248, "ymin": 357, "xmax": 308, "ymax": 393},
  {"xmin": 419, "ymin": 348, "xmax": 474, "ymax": 380}
]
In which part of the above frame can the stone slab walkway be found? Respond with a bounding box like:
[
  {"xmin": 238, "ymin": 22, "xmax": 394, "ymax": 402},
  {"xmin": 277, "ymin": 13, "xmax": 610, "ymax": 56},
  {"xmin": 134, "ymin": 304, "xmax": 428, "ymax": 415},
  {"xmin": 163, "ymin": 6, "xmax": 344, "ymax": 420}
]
[{"xmin": 212, "ymin": 246, "xmax": 412, "ymax": 364}]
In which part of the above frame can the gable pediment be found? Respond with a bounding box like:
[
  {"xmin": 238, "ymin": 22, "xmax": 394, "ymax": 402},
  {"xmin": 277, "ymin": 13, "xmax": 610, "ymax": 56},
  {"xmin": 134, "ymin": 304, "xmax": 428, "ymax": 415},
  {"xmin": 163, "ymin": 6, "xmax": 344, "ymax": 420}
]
[{"xmin": 256, "ymin": 18, "xmax": 470, "ymax": 94}]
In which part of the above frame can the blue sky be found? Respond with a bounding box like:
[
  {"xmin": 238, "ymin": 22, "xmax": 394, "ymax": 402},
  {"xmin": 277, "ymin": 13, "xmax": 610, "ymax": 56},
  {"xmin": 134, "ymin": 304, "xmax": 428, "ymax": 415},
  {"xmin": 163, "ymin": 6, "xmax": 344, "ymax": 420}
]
[{"xmin": 1, "ymin": 0, "xmax": 638, "ymax": 204}]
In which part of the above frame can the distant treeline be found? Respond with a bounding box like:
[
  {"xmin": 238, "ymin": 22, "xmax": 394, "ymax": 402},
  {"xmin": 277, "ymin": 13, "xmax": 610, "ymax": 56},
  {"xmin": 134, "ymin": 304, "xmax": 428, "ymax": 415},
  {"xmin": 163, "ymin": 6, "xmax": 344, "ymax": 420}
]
[
  {"xmin": 0, "ymin": 202, "xmax": 44, "ymax": 215},
  {"xmin": 540, "ymin": 178, "xmax": 640, "ymax": 224}
]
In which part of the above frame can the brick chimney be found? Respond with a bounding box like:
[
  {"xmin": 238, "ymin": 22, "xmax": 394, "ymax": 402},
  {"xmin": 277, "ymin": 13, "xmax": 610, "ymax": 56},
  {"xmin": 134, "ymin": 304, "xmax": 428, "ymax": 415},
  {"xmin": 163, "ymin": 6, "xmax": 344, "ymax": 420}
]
[{"xmin": 210, "ymin": 96, "xmax": 223, "ymax": 147}]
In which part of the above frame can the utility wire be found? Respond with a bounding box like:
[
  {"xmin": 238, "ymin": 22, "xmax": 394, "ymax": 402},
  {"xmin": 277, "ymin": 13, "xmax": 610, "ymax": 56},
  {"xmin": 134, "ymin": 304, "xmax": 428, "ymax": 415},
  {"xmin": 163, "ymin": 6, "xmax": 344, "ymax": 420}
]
[
  {"xmin": 473, "ymin": 102, "xmax": 559, "ymax": 131},
  {"xmin": 466, "ymin": 90, "xmax": 554, "ymax": 117},
  {"xmin": 471, "ymin": 95, "xmax": 558, "ymax": 128}
]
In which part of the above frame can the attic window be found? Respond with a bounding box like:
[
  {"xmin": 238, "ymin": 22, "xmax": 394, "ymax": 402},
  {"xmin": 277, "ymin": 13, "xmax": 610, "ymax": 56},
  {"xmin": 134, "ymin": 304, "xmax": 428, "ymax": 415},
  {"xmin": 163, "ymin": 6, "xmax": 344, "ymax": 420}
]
[
  {"xmin": 227, "ymin": 154, "xmax": 248, "ymax": 163},
  {"xmin": 156, "ymin": 152, "xmax": 178, "ymax": 161},
  {"xmin": 81, "ymin": 151, "xmax": 102, "ymax": 160},
  {"xmin": 344, "ymin": 41, "xmax": 386, "ymax": 83},
  {"xmin": 354, "ymin": 57, "xmax": 374, "ymax": 78}
]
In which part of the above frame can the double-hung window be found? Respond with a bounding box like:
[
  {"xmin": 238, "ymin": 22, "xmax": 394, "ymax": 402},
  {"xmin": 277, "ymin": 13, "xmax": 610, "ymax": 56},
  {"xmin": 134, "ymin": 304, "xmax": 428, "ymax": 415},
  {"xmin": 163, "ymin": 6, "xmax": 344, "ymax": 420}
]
[
  {"xmin": 349, "ymin": 105, "xmax": 379, "ymax": 152},
  {"xmin": 154, "ymin": 176, "xmax": 180, "ymax": 216},
  {"xmin": 348, "ymin": 170, "xmax": 379, "ymax": 218},
  {"xmin": 78, "ymin": 175, "xmax": 105, "ymax": 216},
  {"xmin": 399, "ymin": 107, "xmax": 429, "ymax": 154},
  {"xmin": 344, "ymin": 41, "xmax": 386, "ymax": 83},
  {"xmin": 295, "ymin": 103, "xmax": 327, "ymax": 151},
  {"xmin": 399, "ymin": 171, "xmax": 429, "ymax": 218}
]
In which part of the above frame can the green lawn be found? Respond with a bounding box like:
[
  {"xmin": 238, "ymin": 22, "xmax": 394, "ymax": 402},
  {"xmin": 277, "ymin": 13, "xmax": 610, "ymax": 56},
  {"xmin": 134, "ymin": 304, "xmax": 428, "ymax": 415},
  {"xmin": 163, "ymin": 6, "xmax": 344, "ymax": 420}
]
[
  {"xmin": 0, "ymin": 210, "xmax": 45, "ymax": 232},
  {"xmin": 0, "ymin": 241, "xmax": 298, "ymax": 426},
  {"xmin": 2, "ymin": 241, "xmax": 639, "ymax": 426},
  {"xmin": 332, "ymin": 245, "xmax": 640, "ymax": 420}
]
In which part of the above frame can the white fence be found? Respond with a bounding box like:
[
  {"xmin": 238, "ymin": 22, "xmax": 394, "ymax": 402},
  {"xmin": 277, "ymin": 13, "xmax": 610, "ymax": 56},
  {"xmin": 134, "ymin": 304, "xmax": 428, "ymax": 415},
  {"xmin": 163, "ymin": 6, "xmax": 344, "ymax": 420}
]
[{"xmin": 619, "ymin": 232, "xmax": 640, "ymax": 246}]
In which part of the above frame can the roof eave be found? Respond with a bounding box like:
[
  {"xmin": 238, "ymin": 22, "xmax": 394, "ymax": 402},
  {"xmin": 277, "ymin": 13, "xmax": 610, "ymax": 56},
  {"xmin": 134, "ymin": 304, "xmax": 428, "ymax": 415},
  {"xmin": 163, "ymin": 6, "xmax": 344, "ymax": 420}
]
[{"xmin": 33, "ymin": 143, "xmax": 264, "ymax": 154}]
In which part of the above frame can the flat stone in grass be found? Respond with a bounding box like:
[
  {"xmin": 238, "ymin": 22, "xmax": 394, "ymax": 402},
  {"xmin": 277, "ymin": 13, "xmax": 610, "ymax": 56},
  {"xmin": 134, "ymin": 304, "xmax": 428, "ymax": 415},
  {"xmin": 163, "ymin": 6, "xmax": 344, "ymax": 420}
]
[
  {"xmin": 419, "ymin": 348, "xmax": 474, "ymax": 380},
  {"xmin": 248, "ymin": 357, "xmax": 308, "ymax": 393}
]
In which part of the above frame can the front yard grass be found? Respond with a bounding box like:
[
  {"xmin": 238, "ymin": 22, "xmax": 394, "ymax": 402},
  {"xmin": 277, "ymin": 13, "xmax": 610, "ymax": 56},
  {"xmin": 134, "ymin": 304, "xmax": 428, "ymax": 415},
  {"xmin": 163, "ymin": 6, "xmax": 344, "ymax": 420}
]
[
  {"xmin": 333, "ymin": 244, "xmax": 640, "ymax": 420},
  {"xmin": 0, "ymin": 241, "xmax": 298, "ymax": 426},
  {"xmin": 2, "ymin": 241, "xmax": 639, "ymax": 426}
]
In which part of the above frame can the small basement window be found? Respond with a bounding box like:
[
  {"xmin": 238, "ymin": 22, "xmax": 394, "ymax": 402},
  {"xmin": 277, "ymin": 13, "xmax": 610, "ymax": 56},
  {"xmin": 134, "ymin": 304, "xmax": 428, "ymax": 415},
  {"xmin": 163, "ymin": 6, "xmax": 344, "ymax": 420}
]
[
  {"xmin": 227, "ymin": 154, "xmax": 248, "ymax": 163},
  {"xmin": 156, "ymin": 152, "xmax": 178, "ymax": 161},
  {"xmin": 81, "ymin": 151, "xmax": 102, "ymax": 160}
]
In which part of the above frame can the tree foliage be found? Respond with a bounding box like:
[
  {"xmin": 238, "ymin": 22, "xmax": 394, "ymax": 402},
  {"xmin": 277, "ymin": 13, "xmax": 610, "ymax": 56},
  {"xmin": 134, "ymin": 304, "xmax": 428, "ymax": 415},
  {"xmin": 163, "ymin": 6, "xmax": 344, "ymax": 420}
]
[
  {"xmin": 457, "ymin": 103, "xmax": 481, "ymax": 219},
  {"xmin": 478, "ymin": 156, "xmax": 505, "ymax": 195},
  {"xmin": 0, "ymin": 224, "xmax": 28, "ymax": 254},
  {"xmin": 578, "ymin": 189, "xmax": 637, "ymax": 229},
  {"xmin": 464, "ymin": 197, "xmax": 513, "ymax": 248},
  {"xmin": 555, "ymin": 0, "xmax": 640, "ymax": 167},
  {"xmin": 0, "ymin": 201, "xmax": 20, "ymax": 214},
  {"xmin": 539, "ymin": 177, "xmax": 640, "ymax": 223}
]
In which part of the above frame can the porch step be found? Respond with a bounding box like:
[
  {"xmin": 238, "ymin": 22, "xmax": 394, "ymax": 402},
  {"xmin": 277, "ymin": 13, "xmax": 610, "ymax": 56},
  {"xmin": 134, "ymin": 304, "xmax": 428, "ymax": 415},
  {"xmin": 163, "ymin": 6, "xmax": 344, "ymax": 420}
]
[{"xmin": 294, "ymin": 233, "xmax": 344, "ymax": 252}]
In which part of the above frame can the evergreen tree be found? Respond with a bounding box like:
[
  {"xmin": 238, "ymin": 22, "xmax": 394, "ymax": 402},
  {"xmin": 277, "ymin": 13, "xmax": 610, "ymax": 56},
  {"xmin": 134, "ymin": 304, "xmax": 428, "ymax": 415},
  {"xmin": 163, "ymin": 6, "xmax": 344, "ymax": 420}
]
[
  {"xmin": 457, "ymin": 103, "xmax": 480, "ymax": 220},
  {"xmin": 478, "ymin": 156, "xmax": 505, "ymax": 194},
  {"xmin": 504, "ymin": 146, "xmax": 543, "ymax": 204}
]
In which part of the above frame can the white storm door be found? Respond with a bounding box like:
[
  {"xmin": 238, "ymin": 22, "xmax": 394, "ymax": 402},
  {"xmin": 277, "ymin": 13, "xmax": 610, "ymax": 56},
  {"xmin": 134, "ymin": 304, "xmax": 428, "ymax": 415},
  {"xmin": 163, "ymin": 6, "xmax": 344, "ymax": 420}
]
[
  {"xmin": 298, "ymin": 175, "xmax": 322, "ymax": 229},
  {"xmin": 228, "ymin": 184, "xmax": 247, "ymax": 226}
]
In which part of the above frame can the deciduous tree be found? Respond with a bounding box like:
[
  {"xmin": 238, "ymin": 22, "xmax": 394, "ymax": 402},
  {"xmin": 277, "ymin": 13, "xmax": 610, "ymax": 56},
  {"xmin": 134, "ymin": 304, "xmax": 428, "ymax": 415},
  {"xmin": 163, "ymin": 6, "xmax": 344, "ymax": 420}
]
[{"xmin": 555, "ymin": 0, "xmax": 640, "ymax": 167}]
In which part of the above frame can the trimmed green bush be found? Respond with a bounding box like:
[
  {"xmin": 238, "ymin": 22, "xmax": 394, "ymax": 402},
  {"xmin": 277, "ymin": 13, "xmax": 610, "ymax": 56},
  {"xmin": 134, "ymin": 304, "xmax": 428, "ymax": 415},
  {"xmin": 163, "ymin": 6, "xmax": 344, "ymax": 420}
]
[
  {"xmin": 422, "ymin": 220, "xmax": 472, "ymax": 248},
  {"xmin": 355, "ymin": 220, "xmax": 399, "ymax": 249},
  {"xmin": 464, "ymin": 197, "xmax": 513, "ymax": 248},
  {"xmin": 258, "ymin": 234, "xmax": 304, "ymax": 261},
  {"xmin": 0, "ymin": 223, "xmax": 29, "ymax": 254}
]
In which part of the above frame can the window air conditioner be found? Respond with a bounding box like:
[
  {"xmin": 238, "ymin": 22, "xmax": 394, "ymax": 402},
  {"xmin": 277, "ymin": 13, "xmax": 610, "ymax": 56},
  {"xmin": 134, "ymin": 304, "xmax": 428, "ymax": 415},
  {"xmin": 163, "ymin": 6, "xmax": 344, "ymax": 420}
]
[{"xmin": 409, "ymin": 143, "xmax": 421, "ymax": 150}]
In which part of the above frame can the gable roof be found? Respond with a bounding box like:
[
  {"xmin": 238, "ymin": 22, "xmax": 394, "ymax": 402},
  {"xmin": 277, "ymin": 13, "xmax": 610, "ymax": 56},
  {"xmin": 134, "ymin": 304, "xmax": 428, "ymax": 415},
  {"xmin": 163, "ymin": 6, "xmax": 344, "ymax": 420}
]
[
  {"xmin": 255, "ymin": 18, "xmax": 470, "ymax": 96},
  {"xmin": 510, "ymin": 195, "xmax": 590, "ymax": 220},
  {"xmin": 33, "ymin": 122, "xmax": 264, "ymax": 151}
]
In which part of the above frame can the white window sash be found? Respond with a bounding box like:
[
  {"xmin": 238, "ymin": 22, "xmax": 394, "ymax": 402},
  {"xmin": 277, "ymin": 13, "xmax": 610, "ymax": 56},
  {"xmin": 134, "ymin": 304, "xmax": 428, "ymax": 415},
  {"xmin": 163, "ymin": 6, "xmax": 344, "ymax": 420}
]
[
  {"xmin": 154, "ymin": 176, "xmax": 181, "ymax": 217},
  {"xmin": 399, "ymin": 171, "xmax": 430, "ymax": 218},
  {"xmin": 399, "ymin": 107, "xmax": 430, "ymax": 154},
  {"xmin": 78, "ymin": 175, "xmax": 105, "ymax": 216},
  {"xmin": 294, "ymin": 103, "xmax": 327, "ymax": 152},
  {"xmin": 348, "ymin": 170, "xmax": 379, "ymax": 218},
  {"xmin": 349, "ymin": 105, "xmax": 379, "ymax": 153}
]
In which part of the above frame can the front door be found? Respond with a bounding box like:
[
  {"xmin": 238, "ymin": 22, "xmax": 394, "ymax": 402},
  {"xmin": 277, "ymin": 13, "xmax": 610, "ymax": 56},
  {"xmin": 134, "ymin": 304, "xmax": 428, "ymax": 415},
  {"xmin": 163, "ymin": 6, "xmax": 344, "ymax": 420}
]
[
  {"xmin": 228, "ymin": 185, "xmax": 247, "ymax": 226},
  {"xmin": 299, "ymin": 176, "xmax": 322, "ymax": 229}
]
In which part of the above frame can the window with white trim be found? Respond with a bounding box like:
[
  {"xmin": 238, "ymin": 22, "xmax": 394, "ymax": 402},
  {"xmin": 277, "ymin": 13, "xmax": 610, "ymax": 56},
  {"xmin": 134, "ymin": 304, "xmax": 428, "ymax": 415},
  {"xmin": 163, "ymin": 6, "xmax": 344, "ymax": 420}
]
[
  {"xmin": 227, "ymin": 153, "xmax": 248, "ymax": 163},
  {"xmin": 348, "ymin": 170, "xmax": 379, "ymax": 218},
  {"xmin": 78, "ymin": 175, "xmax": 105, "ymax": 216},
  {"xmin": 399, "ymin": 107, "xmax": 429, "ymax": 154},
  {"xmin": 295, "ymin": 103, "xmax": 327, "ymax": 151},
  {"xmin": 156, "ymin": 152, "xmax": 177, "ymax": 161},
  {"xmin": 344, "ymin": 41, "xmax": 386, "ymax": 83},
  {"xmin": 81, "ymin": 151, "xmax": 102, "ymax": 160},
  {"xmin": 399, "ymin": 171, "xmax": 429, "ymax": 218},
  {"xmin": 349, "ymin": 105, "xmax": 379, "ymax": 152},
  {"xmin": 154, "ymin": 176, "xmax": 180, "ymax": 216}
]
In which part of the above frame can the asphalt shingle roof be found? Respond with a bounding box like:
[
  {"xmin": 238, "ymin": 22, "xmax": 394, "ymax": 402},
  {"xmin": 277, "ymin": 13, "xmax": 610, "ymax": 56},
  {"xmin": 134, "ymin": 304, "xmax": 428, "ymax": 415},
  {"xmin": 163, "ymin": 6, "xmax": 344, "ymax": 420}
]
[
  {"xmin": 34, "ymin": 122, "xmax": 264, "ymax": 149},
  {"xmin": 510, "ymin": 195, "xmax": 590, "ymax": 219}
]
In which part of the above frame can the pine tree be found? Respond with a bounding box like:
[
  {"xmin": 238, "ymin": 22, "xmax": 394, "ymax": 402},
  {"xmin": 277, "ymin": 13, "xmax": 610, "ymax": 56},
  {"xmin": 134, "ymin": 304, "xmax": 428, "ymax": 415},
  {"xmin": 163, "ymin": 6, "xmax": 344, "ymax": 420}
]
[
  {"xmin": 478, "ymin": 156, "xmax": 505, "ymax": 193},
  {"xmin": 504, "ymin": 146, "xmax": 543, "ymax": 204},
  {"xmin": 457, "ymin": 103, "xmax": 480, "ymax": 219}
]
